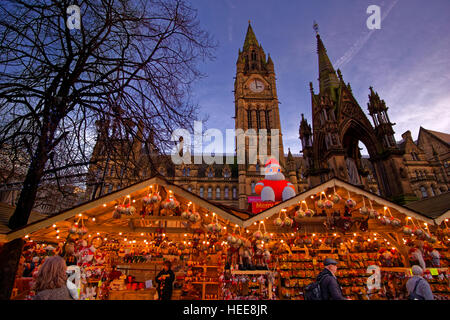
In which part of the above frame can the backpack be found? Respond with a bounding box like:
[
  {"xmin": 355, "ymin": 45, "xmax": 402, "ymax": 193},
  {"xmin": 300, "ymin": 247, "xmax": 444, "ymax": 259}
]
[
  {"xmin": 304, "ymin": 274, "xmax": 329, "ymax": 300},
  {"xmin": 408, "ymin": 278, "xmax": 425, "ymax": 300}
]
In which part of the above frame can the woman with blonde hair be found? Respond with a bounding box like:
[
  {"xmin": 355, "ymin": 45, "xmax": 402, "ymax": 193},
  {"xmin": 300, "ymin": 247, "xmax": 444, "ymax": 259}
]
[{"xmin": 32, "ymin": 256, "xmax": 73, "ymax": 300}]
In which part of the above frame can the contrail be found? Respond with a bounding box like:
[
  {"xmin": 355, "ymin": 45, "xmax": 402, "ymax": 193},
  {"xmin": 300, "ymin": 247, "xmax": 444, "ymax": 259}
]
[{"xmin": 334, "ymin": 0, "xmax": 400, "ymax": 69}]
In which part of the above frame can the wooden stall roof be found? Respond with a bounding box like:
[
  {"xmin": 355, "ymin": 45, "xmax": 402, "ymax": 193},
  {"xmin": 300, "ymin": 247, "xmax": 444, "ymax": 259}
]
[
  {"xmin": 405, "ymin": 192, "xmax": 450, "ymax": 224},
  {"xmin": 0, "ymin": 203, "xmax": 47, "ymax": 242},
  {"xmin": 242, "ymin": 178, "xmax": 440, "ymax": 228},
  {"xmin": 1, "ymin": 176, "xmax": 446, "ymax": 242},
  {"xmin": 1, "ymin": 175, "xmax": 252, "ymax": 242}
]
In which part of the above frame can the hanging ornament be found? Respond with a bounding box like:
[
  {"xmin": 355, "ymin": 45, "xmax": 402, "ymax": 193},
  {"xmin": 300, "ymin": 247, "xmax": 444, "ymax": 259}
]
[
  {"xmin": 402, "ymin": 217, "xmax": 413, "ymax": 235},
  {"xmin": 161, "ymin": 190, "xmax": 180, "ymax": 210},
  {"xmin": 253, "ymin": 222, "xmax": 264, "ymax": 240},
  {"xmin": 324, "ymin": 199, "xmax": 334, "ymax": 209},
  {"xmin": 294, "ymin": 202, "xmax": 307, "ymax": 222},
  {"xmin": 317, "ymin": 192, "xmax": 325, "ymax": 209},
  {"xmin": 282, "ymin": 209, "xmax": 293, "ymax": 228},
  {"xmin": 150, "ymin": 185, "xmax": 162, "ymax": 203},
  {"xmin": 359, "ymin": 197, "xmax": 369, "ymax": 216},
  {"xmin": 345, "ymin": 191, "xmax": 356, "ymax": 209},
  {"xmin": 367, "ymin": 199, "xmax": 379, "ymax": 219},
  {"xmin": 69, "ymin": 225, "xmax": 78, "ymax": 234},
  {"xmin": 332, "ymin": 186, "xmax": 341, "ymax": 204},
  {"xmin": 274, "ymin": 210, "xmax": 284, "ymax": 227},
  {"xmin": 379, "ymin": 215, "xmax": 391, "ymax": 225}
]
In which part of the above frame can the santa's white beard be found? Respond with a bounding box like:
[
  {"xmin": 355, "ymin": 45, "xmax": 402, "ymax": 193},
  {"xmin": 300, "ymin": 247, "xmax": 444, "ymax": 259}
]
[{"xmin": 265, "ymin": 172, "xmax": 285, "ymax": 181}]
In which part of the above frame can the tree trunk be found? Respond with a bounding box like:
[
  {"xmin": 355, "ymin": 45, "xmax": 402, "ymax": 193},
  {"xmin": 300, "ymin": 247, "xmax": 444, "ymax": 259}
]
[
  {"xmin": 0, "ymin": 115, "xmax": 56, "ymax": 300},
  {"xmin": 0, "ymin": 238, "xmax": 25, "ymax": 300}
]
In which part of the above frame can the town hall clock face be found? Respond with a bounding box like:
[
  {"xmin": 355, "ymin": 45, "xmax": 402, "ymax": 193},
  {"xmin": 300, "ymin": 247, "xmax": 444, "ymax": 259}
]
[{"xmin": 249, "ymin": 79, "xmax": 265, "ymax": 93}]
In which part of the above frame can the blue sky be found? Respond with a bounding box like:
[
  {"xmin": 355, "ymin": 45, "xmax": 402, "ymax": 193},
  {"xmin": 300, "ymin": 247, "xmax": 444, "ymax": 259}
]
[{"xmin": 190, "ymin": 0, "xmax": 450, "ymax": 155}]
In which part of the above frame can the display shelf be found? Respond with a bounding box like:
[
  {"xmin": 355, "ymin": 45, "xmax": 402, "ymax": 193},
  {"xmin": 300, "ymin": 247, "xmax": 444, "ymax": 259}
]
[{"xmin": 231, "ymin": 270, "xmax": 271, "ymax": 275}]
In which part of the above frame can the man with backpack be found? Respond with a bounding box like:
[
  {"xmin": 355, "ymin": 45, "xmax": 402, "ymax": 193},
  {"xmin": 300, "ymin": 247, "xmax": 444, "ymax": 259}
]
[
  {"xmin": 304, "ymin": 258, "xmax": 348, "ymax": 300},
  {"xmin": 406, "ymin": 265, "xmax": 434, "ymax": 300}
]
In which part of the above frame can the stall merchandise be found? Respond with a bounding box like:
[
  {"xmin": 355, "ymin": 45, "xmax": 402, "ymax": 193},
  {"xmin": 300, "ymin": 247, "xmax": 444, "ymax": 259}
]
[{"xmin": 9, "ymin": 178, "xmax": 450, "ymax": 300}]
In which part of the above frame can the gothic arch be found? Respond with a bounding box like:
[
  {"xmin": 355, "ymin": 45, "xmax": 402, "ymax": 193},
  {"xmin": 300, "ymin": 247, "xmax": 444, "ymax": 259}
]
[{"xmin": 340, "ymin": 119, "xmax": 380, "ymax": 158}]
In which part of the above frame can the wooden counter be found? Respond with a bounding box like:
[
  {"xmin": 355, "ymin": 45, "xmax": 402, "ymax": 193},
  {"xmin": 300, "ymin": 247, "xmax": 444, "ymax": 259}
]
[{"xmin": 109, "ymin": 288, "xmax": 157, "ymax": 300}]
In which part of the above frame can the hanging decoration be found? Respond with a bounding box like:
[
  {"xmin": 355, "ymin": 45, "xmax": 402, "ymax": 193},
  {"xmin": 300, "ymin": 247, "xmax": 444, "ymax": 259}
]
[
  {"xmin": 345, "ymin": 191, "xmax": 356, "ymax": 209},
  {"xmin": 253, "ymin": 222, "xmax": 264, "ymax": 240},
  {"xmin": 385, "ymin": 207, "xmax": 402, "ymax": 228},
  {"xmin": 181, "ymin": 202, "xmax": 201, "ymax": 226},
  {"xmin": 161, "ymin": 190, "xmax": 180, "ymax": 210},
  {"xmin": 359, "ymin": 197, "xmax": 369, "ymax": 216},
  {"xmin": 402, "ymin": 217, "xmax": 413, "ymax": 235},
  {"xmin": 332, "ymin": 186, "xmax": 341, "ymax": 204},
  {"xmin": 142, "ymin": 185, "xmax": 161, "ymax": 206},
  {"xmin": 294, "ymin": 201, "xmax": 307, "ymax": 221},
  {"xmin": 283, "ymin": 209, "xmax": 293, "ymax": 228},
  {"xmin": 68, "ymin": 215, "xmax": 88, "ymax": 236},
  {"xmin": 205, "ymin": 213, "xmax": 222, "ymax": 234},
  {"xmin": 316, "ymin": 192, "xmax": 325, "ymax": 209},
  {"xmin": 112, "ymin": 196, "xmax": 136, "ymax": 219},
  {"xmin": 368, "ymin": 199, "xmax": 379, "ymax": 219}
]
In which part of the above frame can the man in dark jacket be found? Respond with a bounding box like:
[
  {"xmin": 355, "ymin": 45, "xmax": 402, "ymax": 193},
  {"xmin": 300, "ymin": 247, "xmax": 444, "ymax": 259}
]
[
  {"xmin": 317, "ymin": 258, "xmax": 348, "ymax": 300},
  {"xmin": 155, "ymin": 260, "xmax": 175, "ymax": 300}
]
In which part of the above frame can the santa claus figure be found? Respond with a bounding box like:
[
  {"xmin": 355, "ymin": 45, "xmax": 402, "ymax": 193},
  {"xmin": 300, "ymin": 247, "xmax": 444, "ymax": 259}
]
[{"xmin": 255, "ymin": 158, "xmax": 296, "ymax": 202}]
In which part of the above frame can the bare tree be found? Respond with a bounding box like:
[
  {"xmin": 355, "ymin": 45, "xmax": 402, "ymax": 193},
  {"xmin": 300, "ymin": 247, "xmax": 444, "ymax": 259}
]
[{"xmin": 0, "ymin": 0, "xmax": 214, "ymax": 299}]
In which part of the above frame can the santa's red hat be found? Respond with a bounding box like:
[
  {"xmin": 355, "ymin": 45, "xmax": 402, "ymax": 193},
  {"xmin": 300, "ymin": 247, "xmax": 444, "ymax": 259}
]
[{"xmin": 265, "ymin": 158, "xmax": 280, "ymax": 167}]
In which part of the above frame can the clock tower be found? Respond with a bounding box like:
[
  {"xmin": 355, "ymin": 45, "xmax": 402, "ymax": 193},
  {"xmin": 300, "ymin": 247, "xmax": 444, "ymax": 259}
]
[{"xmin": 234, "ymin": 22, "xmax": 286, "ymax": 209}]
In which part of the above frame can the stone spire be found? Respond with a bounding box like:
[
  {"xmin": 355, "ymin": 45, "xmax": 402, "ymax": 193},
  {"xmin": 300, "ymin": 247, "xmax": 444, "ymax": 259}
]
[{"xmin": 316, "ymin": 33, "xmax": 340, "ymax": 94}]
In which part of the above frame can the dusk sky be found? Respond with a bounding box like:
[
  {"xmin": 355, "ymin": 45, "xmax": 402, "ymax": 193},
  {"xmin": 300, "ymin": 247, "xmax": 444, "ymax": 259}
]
[{"xmin": 188, "ymin": 0, "xmax": 450, "ymax": 155}]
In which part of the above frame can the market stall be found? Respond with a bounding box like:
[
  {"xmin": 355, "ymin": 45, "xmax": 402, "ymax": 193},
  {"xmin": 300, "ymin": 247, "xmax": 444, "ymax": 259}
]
[{"xmin": 4, "ymin": 176, "xmax": 449, "ymax": 300}]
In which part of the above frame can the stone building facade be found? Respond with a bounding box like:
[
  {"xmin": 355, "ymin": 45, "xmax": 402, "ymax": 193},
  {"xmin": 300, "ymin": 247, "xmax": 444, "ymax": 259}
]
[{"xmin": 86, "ymin": 24, "xmax": 450, "ymax": 210}]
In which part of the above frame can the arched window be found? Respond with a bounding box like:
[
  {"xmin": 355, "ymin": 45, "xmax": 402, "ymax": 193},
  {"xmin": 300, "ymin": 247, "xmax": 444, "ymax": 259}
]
[
  {"xmin": 208, "ymin": 187, "xmax": 212, "ymax": 199},
  {"xmin": 247, "ymin": 110, "xmax": 252, "ymax": 129},
  {"xmin": 251, "ymin": 182, "xmax": 256, "ymax": 194},
  {"xmin": 182, "ymin": 168, "xmax": 186, "ymax": 176},
  {"xmin": 265, "ymin": 110, "xmax": 271, "ymax": 129},
  {"xmin": 187, "ymin": 168, "xmax": 190, "ymax": 177},
  {"xmin": 199, "ymin": 187, "xmax": 204, "ymax": 198},
  {"xmin": 232, "ymin": 187, "xmax": 237, "ymax": 199},
  {"xmin": 224, "ymin": 187, "xmax": 229, "ymax": 199},
  {"xmin": 223, "ymin": 168, "xmax": 231, "ymax": 178},
  {"xmin": 420, "ymin": 186, "xmax": 428, "ymax": 198},
  {"xmin": 216, "ymin": 187, "xmax": 221, "ymax": 199},
  {"xmin": 251, "ymin": 50, "xmax": 257, "ymax": 61},
  {"xmin": 256, "ymin": 111, "xmax": 261, "ymax": 129}
]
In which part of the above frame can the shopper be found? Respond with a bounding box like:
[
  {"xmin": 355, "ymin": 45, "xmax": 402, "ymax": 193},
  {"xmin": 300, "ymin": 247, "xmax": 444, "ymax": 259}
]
[
  {"xmin": 155, "ymin": 260, "xmax": 175, "ymax": 300},
  {"xmin": 316, "ymin": 258, "xmax": 348, "ymax": 300},
  {"xmin": 406, "ymin": 265, "xmax": 434, "ymax": 300},
  {"xmin": 32, "ymin": 256, "xmax": 73, "ymax": 300}
]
